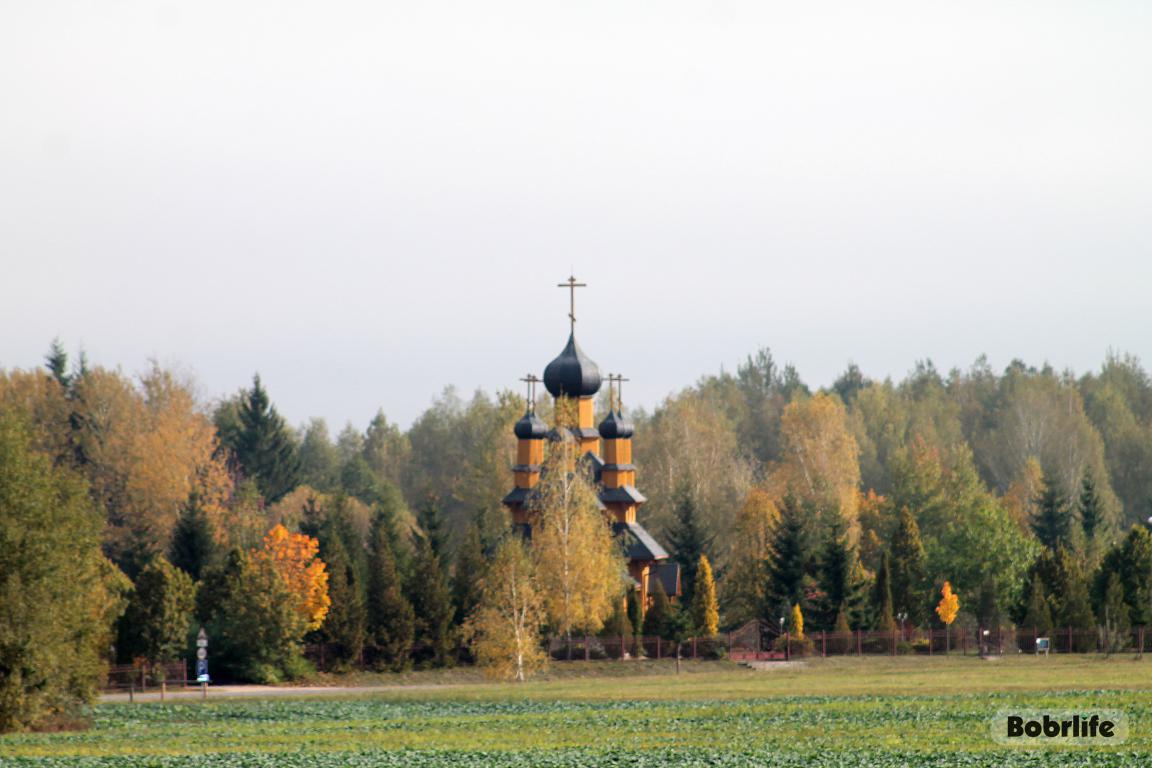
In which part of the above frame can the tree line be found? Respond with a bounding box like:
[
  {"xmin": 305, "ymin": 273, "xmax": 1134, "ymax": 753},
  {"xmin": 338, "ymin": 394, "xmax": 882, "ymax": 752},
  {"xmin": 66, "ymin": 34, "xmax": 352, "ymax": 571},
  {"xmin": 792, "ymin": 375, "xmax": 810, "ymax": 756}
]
[{"xmin": 4, "ymin": 341, "xmax": 1152, "ymax": 727}]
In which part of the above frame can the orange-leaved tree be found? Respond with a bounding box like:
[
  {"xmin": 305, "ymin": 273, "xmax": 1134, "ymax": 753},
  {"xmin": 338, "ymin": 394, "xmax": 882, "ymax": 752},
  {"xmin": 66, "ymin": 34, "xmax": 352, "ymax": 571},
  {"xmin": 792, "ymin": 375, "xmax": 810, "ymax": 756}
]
[
  {"xmin": 254, "ymin": 525, "xmax": 331, "ymax": 632},
  {"xmin": 935, "ymin": 581, "xmax": 960, "ymax": 653}
]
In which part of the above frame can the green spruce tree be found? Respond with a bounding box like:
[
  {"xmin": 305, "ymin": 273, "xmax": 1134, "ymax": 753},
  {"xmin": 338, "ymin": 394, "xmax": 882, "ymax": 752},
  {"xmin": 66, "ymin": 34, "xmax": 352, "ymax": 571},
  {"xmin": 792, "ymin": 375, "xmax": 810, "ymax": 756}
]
[
  {"xmin": 764, "ymin": 493, "xmax": 811, "ymax": 620},
  {"xmin": 1032, "ymin": 470, "xmax": 1071, "ymax": 552},
  {"xmin": 667, "ymin": 482, "xmax": 712, "ymax": 606},
  {"xmin": 871, "ymin": 552, "xmax": 895, "ymax": 632},
  {"xmin": 452, "ymin": 522, "xmax": 486, "ymax": 626},
  {"xmin": 1078, "ymin": 469, "xmax": 1104, "ymax": 544},
  {"xmin": 118, "ymin": 556, "xmax": 198, "ymax": 665},
  {"xmin": 888, "ymin": 507, "xmax": 928, "ymax": 624},
  {"xmin": 642, "ymin": 578, "xmax": 672, "ymax": 639},
  {"xmin": 317, "ymin": 531, "xmax": 366, "ymax": 666},
  {"xmin": 170, "ymin": 490, "xmax": 217, "ymax": 580},
  {"xmin": 217, "ymin": 375, "xmax": 301, "ymax": 504},
  {"xmin": 1022, "ymin": 578, "xmax": 1053, "ymax": 636},
  {"xmin": 366, "ymin": 515, "xmax": 414, "ymax": 670},
  {"xmin": 407, "ymin": 536, "xmax": 454, "ymax": 666}
]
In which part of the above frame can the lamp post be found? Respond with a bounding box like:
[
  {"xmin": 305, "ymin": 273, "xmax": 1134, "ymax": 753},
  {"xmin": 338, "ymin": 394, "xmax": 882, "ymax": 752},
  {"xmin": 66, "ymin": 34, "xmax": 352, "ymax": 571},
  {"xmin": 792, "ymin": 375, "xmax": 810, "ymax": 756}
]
[
  {"xmin": 981, "ymin": 628, "xmax": 990, "ymax": 659},
  {"xmin": 897, "ymin": 611, "xmax": 908, "ymax": 643},
  {"xmin": 779, "ymin": 616, "xmax": 786, "ymax": 660}
]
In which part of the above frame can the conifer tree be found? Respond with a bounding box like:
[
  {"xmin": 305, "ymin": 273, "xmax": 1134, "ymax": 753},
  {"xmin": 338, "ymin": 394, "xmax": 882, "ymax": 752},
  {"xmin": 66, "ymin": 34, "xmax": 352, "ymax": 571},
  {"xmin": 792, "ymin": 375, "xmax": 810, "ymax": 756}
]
[
  {"xmin": 407, "ymin": 536, "xmax": 454, "ymax": 666},
  {"xmin": 118, "ymin": 555, "xmax": 198, "ymax": 665},
  {"xmin": 366, "ymin": 516, "xmax": 414, "ymax": 670},
  {"xmin": 170, "ymin": 490, "xmax": 217, "ymax": 580},
  {"xmin": 690, "ymin": 554, "xmax": 720, "ymax": 636},
  {"xmin": 218, "ymin": 375, "xmax": 301, "ymax": 504},
  {"xmin": 602, "ymin": 598, "xmax": 633, "ymax": 639},
  {"xmin": 1078, "ymin": 469, "xmax": 1103, "ymax": 544},
  {"xmin": 318, "ymin": 531, "xmax": 366, "ymax": 666},
  {"xmin": 643, "ymin": 578, "xmax": 672, "ymax": 638},
  {"xmin": 1022, "ymin": 578, "xmax": 1053, "ymax": 635},
  {"xmin": 667, "ymin": 482, "xmax": 712, "ymax": 605},
  {"xmin": 453, "ymin": 522, "xmax": 487, "ymax": 626},
  {"xmin": 416, "ymin": 496, "xmax": 449, "ymax": 563},
  {"xmin": 1032, "ymin": 470, "xmax": 1071, "ymax": 552},
  {"xmin": 888, "ymin": 507, "xmax": 928, "ymax": 624},
  {"xmin": 764, "ymin": 493, "xmax": 811, "ymax": 620},
  {"xmin": 871, "ymin": 552, "xmax": 895, "ymax": 631},
  {"xmin": 1100, "ymin": 571, "xmax": 1131, "ymax": 654},
  {"xmin": 817, "ymin": 518, "xmax": 867, "ymax": 630}
]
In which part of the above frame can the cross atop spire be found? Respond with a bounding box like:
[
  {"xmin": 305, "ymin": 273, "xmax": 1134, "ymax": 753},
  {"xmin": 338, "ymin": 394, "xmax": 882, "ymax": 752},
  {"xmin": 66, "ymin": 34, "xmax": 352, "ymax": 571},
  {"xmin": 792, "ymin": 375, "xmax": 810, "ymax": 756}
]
[
  {"xmin": 556, "ymin": 275, "xmax": 587, "ymax": 333},
  {"xmin": 519, "ymin": 373, "xmax": 541, "ymax": 412},
  {"xmin": 608, "ymin": 373, "xmax": 630, "ymax": 411}
]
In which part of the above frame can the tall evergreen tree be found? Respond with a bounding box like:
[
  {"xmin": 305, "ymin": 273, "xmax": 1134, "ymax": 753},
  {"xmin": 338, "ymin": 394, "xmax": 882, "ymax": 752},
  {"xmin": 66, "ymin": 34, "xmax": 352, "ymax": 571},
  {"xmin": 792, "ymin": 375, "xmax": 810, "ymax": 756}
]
[
  {"xmin": 1100, "ymin": 571, "xmax": 1131, "ymax": 654},
  {"xmin": 416, "ymin": 496, "xmax": 448, "ymax": 563},
  {"xmin": 407, "ymin": 536, "xmax": 454, "ymax": 666},
  {"xmin": 317, "ymin": 530, "xmax": 366, "ymax": 666},
  {"xmin": 218, "ymin": 375, "xmax": 301, "ymax": 504},
  {"xmin": 1078, "ymin": 469, "xmax": 1103, "ymax": 544},
  {"xmin": 764, "ymin": 494, "xmax": 811, "ymax": 620},
  {"xmin": 667, "ymin": 482, "xmax": 712, "ymax": 605},
  {"xmin": 366, "ymin": 516, "xmax": 414, "ymax": 670},
  {"xmin": 888, "ymin": 507, "xmax": 928, "ymax": 624},
  {"xmin": 170, "ymin": 490, "xmax": 216, "ymax": 580},
  {"xmin": 1022, "ymin": 578, "xmax": 1053, "ymax": 635},
  {"xmin": 452, "ymin": 522, "xmax": 486, "ymax": 626},
  {"xmin": 117, "ymin": 556, "xmax": 198, "ymax": 664},
  {"xmin": 1032, "ymin": 470, "xmax": 1071, "ymax": 551},
  {"xmin": 642, "ymin": 578, "xmax": 672, "ymax": 638},
  {"xmin": 871, "ymin": 552, "xmax": 895, "ymax": 631},
  {"xmin": 817, "ymin": 518, "xmax": 867, "ymax": 630}
]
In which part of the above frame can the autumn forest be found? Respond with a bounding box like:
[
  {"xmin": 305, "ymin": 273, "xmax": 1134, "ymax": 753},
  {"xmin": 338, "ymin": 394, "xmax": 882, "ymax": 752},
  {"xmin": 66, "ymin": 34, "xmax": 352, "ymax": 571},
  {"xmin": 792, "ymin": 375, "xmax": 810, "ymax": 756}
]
[{"xmin": 4, "ymin": 341, "xmax": 1152, "ymax": 729}]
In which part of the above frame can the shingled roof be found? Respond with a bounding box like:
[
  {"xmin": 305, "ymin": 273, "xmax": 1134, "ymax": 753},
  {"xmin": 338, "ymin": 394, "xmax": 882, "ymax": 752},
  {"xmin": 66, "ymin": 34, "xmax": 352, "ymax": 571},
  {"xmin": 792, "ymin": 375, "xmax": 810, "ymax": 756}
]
[{"xmin": 612, "ymin": 521, "xmax": 669, "ymax": 561}]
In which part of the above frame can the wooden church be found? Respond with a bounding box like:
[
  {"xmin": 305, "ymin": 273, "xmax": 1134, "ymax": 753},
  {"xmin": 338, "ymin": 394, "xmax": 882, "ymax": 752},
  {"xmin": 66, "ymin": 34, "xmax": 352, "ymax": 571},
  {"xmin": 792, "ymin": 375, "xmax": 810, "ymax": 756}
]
[{"xmin": 502, "ymin": 277, "xmax": 680, "ymax": 607}]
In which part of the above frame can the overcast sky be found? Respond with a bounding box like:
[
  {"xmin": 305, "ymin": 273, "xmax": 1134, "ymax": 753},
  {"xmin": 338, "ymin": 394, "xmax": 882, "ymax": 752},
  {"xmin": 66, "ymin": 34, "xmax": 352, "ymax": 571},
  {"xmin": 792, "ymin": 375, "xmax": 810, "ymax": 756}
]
[{"xmin": 2, "ymin": 1, "xmax": 1150, "ymax": 431}]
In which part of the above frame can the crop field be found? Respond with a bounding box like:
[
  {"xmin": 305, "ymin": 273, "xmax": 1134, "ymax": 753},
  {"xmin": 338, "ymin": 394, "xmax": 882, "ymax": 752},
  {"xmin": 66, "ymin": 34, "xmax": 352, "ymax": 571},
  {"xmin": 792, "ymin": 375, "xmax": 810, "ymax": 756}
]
[{"xmin": 2, "ymin": 657, "xmax": 1151, "ymax": 767}]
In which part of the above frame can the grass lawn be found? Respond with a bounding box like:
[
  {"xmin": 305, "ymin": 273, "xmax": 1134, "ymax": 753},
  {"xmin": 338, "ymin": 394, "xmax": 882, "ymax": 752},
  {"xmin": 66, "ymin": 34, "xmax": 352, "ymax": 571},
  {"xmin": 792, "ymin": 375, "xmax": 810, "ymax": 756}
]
[{"xmin": 2, "ymin": 655, "xmax": 1151, "ymax": 766}]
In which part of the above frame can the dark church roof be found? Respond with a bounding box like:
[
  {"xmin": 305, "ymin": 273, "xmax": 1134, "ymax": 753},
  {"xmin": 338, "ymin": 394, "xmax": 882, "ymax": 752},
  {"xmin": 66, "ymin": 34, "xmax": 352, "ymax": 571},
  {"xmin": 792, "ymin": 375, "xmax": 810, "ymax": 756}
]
[
  {"xmin": 601, "ymin": 485, "xmax": 647, "ymax": 505},
  {"xmin": 612, "ymin": 521, "xmax": 669, "ymax": 561},
  {"xmin": 543, "ymin": 333, "xmax": 601, "ymax": 398},
  {"xmin": 514, "ymin": 410, "xmax": 548, "ymax": 439},
  {"xmin": 598, "ymin": 410, "xmax": 634, "ymax": 439}
]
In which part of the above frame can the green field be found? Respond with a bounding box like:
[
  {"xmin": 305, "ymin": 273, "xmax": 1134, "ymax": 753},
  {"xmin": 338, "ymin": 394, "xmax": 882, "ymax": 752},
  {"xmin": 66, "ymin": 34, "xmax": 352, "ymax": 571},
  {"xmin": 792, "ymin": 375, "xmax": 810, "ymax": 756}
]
[{"xmin": 2, "ymin": 656, "xmax": 1151, "ymax": 766}]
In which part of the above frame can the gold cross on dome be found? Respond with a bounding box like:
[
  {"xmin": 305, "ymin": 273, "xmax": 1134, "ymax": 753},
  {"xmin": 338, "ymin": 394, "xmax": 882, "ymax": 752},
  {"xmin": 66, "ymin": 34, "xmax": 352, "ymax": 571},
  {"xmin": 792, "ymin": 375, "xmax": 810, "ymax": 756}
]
[{"xmin": 556, "ymin": 275, "xmax": 587, "ymax": 333}]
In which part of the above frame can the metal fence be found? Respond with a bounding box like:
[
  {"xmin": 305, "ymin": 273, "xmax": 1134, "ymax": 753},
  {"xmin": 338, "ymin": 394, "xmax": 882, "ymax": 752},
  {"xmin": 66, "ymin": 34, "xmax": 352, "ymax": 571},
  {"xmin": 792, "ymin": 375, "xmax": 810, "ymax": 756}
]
[{"xmin": 103, "ymin": 661, "xmax": 189, "ymax": 693}]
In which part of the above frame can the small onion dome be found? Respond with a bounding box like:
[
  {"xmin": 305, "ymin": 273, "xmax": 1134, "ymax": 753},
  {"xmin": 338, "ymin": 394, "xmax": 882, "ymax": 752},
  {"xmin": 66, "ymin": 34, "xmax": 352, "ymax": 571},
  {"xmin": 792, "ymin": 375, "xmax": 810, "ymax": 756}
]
[
  {"xmin": 543, "ymin": 333, "xmax": 602, "ymax": 397},
  {"xmin": 514, "ymin": 410, "xmax": 548, "ymax": 440},
  {"xmin": 598, "ymin": 409, "xmax": 634, "ymax": 439}
]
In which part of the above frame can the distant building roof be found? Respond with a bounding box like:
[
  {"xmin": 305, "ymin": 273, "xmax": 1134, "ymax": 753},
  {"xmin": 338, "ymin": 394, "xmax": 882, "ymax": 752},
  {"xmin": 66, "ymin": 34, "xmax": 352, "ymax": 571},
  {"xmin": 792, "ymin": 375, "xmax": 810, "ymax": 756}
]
[
  {"xmin": 612, "ymin": 521, "xmax": 669, "ymax": 561},
  {"xmin": 600, "ymin": 485, "xmax": 647, "ymax": 505}
]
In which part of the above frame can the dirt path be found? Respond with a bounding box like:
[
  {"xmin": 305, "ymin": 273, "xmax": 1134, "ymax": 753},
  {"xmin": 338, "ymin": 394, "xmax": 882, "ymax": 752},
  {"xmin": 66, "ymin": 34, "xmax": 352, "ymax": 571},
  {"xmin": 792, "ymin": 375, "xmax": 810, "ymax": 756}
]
[{"xmin": 100, "ymin": 683, "xmax": 462, "ymax": 703}]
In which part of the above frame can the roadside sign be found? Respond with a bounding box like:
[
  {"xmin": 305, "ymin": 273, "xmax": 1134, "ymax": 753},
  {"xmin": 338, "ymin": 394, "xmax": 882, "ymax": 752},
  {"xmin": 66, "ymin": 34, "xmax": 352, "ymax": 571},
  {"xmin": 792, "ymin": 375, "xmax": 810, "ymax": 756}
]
[
  {"xmin": 196, "ymin": 627, "xmax": 208, "ymax": 649},
  {"xmin": 196, "ymin": 647, "xmax": 207, "ymax": 660},
  {"xmin": 196, "ymin": 627, "xmax": 209, "ymax": 682},
  {"xmin": 1036, "ymin": 637, "xmax": 1050, "ymax": 656}
]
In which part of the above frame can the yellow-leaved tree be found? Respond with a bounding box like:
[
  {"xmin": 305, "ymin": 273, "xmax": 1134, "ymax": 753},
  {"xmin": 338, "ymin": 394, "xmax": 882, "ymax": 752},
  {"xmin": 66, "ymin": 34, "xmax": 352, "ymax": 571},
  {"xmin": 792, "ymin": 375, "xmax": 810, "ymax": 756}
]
[
  {"xmin": 254, "ymin": 525, "xmax": 331, "ymax": 632},
  {"xmin": 469, "ymin": 536, "xmax": 546, "ymax": 681},
  {"xmin": 935, "ymin": 581, "xmax": 960, "ymax": 652},
  {"xmin": 531, "ymin": 401, "xmax": 625, "ymax": 650},
  {"xmin": 774, "ymin": 392, "xmax": 861, "ymax": 540},
  {"xmin": 690, "ymin": 554, "xmax": 720, "ymax": 637},
  {"xmin": 724, "ymin": 488, "xmax": 778, "ymax": 623},
  {"xmin": 790, "ymin": 603, "xmax": 805, "ymax": 641}
]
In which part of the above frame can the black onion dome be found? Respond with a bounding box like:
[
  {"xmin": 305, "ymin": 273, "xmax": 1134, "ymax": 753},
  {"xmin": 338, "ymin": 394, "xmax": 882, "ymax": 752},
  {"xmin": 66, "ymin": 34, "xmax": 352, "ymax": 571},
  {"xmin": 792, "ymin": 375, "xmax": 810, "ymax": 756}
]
[
  {"xmin": 598, "ymin": 409, "xmax": 634, "ymax": 439},
  {"xmin": 514, "ymin": 410, "xmax": 548, "ymax": 440},
  {"xmin": 543, "ymin": 333, "xmax": 601, "ymax": 397}
]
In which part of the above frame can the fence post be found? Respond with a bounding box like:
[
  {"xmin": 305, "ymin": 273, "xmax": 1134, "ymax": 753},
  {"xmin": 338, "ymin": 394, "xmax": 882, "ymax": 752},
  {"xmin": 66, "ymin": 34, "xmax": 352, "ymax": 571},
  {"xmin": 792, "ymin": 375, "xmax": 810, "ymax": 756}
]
[
  {"xmin": 891, "ymin": 629, "xmax": 896, "ymax": 656},
  {"xmin": 657, "ymin": 636, "xmax": 662, "ymax": 660},
  {"xmin": 928, "ymin": 628, "xmax": 933, "ymax": 656},
  {"xmin": 821, "ymin": 630, "xmax": 826, "ymax": 658},
  {"xmin": 1141, "ymin": 626, "xmax": 1145, "ymax": 658},
  {"xmin": 1067, "ymin": 626, "xmax": 1072, "ymax": 653},
  {"xmin": 183, "ymin": 660, "xmax": 188, "ymax": 690},
  {"xmin": 129, "ymin": 683, "xmax": 134, "ymax": 704},
  {"xmin": 857, "ymin": 629, "xmax": 862, "ymax": 656},
  {"xmin": 692, "ymin": 637, "xmax": 697, "ymax": 660},
  {"xmin": 727, "ymin": 632, "xmax": 733, "ymax": 658},
  {"xmin": 785, "ymin": 631, "xmax": 790, "ymax": 661},
  {"xmin": 585, "ymin": 635, "xmax": 590, "ymax": 662}
]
